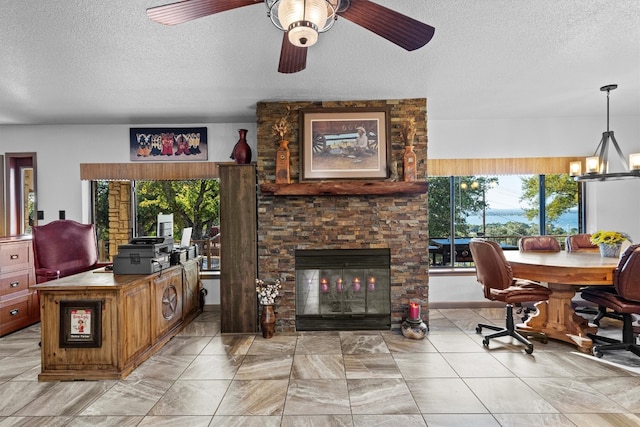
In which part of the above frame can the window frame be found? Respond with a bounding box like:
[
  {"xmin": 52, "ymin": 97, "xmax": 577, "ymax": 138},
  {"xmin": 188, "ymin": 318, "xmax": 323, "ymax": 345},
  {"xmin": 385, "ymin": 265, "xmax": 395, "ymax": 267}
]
[{"xmin": 428, "ymin": 171, "xmax": 583, "ymax": 269}]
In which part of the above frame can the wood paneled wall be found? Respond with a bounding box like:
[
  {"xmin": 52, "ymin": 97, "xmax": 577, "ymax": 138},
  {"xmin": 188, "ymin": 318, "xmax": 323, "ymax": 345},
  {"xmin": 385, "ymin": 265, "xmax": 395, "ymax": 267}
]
[
  {"xmin": 80, "ymin": 162, "xmax": 221, "ymax": 181},
  {"xmin": 427, "ymin": 157, "xmax": 583, "ymax": 176}
]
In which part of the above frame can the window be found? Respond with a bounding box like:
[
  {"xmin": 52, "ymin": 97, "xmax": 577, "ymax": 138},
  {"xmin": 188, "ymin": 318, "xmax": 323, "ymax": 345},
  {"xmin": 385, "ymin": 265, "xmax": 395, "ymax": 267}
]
[
  {"xmin": 428, "ymin": 174, "xmax": 580, "ymax": 268},
  {"xmin": 92, "ymin": 179, "xmax": 220, "ymax": 271}
]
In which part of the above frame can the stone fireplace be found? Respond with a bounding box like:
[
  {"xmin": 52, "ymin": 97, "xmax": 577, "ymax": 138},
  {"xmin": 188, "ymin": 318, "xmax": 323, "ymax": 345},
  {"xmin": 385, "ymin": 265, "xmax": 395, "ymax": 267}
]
[{"xmin": 256, "ymin": 98, "xmax": 429, "ymax": 332}]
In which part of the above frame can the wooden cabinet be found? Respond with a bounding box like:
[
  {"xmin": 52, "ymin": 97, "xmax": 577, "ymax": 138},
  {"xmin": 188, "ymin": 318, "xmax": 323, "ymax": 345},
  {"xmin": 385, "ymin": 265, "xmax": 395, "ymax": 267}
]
[
  {"xmin": 181, "ymin": 258, "xmax": 201, "ymax": 318},
  {"xmin": 152, "ymin": 267, "xmax": 183, "ymax": 340},
  {"xmin": 219, "ymin": 164, "xmax": 257, "ymax": 333},
  {"xmin": 33, "ymin": 258, "xmax": 201, "ymax": 381},
  {"xmin": 0, "ymin": 236, "xmax": 39, "ymax": 336}
]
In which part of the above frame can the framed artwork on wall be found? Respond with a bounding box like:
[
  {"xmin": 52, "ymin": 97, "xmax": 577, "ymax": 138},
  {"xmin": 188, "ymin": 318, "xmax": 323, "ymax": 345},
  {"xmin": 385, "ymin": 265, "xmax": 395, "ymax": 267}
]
[
  {"xmin": 129, "ymin": 127, "xmax": 208, "ymax": 161},
  {"xmin": 59, "ymin": 300, "xmax": 103, "ymax": 348},
  {"xmin": 299, "ymin": 107, "xmax": 390, "ymax": 180}
]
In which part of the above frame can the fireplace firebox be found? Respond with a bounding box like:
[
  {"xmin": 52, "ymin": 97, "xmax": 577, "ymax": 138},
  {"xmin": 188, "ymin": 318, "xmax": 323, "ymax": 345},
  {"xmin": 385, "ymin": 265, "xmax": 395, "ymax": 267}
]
[{"xmin": 295, "ymin": 249, "xmax": 391, "ymax": 330}]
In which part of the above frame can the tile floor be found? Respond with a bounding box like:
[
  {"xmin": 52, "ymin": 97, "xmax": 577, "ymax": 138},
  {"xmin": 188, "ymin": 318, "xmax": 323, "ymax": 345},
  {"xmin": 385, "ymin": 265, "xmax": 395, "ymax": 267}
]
[{"xmin": 1, "ymin": 307, "xmax": 640, "ymax": 426}]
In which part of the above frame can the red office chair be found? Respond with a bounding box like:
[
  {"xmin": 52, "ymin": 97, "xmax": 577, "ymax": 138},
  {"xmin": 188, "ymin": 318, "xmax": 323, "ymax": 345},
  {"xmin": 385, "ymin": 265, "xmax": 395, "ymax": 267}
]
[
  {"xmin": 470, "ymin": 238, "xmax": 552, "ymax": 354},
  {"xmin": 32, "ymin": 220, "xmax": 108, "ymax": 283},
  {"xmin": 582, "ymin": 244, "xmax": 640, "ymax": 359}
]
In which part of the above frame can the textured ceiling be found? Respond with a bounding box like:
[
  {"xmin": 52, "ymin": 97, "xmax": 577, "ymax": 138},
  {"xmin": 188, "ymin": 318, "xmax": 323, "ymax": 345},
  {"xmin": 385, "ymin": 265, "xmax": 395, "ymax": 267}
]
[{"xmin": 0, "ymin": 0, "xmax": 638, "ymax": 125}]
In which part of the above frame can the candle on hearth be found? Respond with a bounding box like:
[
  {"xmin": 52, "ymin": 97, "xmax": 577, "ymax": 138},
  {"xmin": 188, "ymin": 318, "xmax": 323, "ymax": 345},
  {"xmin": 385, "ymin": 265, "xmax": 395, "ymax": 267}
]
[
  {"xmin": 368, "ymin": 276, "xmax": 376, "ymax": 292},
  {"xmin": 320, "ymin": 278, "xmax": 329, "ymax": 293},
  {"xmin": 352, "ymin": 277, "xmax": 361, "ymax": 292},
  {"xmin": 336, "ymin": 278, "xmax": 344, "ymax": 293},
  {"xmin": 409, "ymin": 301, "xmax": 420, "ymax": 319}
]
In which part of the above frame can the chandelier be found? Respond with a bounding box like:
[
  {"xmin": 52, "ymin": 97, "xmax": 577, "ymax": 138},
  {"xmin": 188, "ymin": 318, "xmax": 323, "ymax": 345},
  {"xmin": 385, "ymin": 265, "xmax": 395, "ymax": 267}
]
[
  {"xmin": 266, "ymin": 0, "xmax": 338, "ymax": 47},
  {"xmin": 571, "ymin": 84, "xmax": 640, "ymax": 182}
]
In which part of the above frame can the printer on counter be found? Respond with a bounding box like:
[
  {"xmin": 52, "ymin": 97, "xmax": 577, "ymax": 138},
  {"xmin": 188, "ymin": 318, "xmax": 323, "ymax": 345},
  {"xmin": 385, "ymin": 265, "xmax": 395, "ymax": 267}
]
[{"xmin": 113, "ymin": 236, "xmax": 174, "ymax": 274}]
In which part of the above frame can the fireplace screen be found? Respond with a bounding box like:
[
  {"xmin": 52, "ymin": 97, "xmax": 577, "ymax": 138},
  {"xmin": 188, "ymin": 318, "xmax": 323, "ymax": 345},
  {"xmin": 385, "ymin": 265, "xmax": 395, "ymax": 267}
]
[{"xmin": 295, "ymin": 249, "xmax": 391, "ymax": 330}]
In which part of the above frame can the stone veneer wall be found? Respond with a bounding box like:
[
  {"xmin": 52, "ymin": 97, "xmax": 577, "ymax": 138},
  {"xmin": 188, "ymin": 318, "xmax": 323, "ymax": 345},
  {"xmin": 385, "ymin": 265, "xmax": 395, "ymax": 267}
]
[
  {"xmin": 256, "ymin": 99, "xmax": 429, "ymax": 332},
  {"xmin": 107, "ymin": 181, "xmax": 132, "ymax": 261}
]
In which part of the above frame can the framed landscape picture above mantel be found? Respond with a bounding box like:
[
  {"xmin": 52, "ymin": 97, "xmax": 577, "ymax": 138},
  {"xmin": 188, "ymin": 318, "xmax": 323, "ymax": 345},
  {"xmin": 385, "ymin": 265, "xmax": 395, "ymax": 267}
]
[{"xmin": 300, "ymin": 108, "xmax": 390, "ymax": 181}]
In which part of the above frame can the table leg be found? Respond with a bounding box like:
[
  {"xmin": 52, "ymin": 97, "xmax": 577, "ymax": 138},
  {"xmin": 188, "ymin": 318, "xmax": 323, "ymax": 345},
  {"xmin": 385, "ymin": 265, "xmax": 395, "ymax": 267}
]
[{"xmin": 517, "ymin": 283, "xmax": 597, "ymax": 353}]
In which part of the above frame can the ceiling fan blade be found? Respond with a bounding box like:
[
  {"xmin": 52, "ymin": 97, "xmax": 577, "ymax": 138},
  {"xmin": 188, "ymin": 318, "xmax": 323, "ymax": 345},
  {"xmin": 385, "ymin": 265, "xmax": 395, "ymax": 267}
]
[
  {"xmin": 338, "ymin": 0, "xmax": 435, "ymax": 51},
  {"xmin": 278, "ymin": 33, "xmax": 307, "ymax": 74},
  {"xmin": 147, "ymin": 0, "xmax": 260, "ymax": 26}
]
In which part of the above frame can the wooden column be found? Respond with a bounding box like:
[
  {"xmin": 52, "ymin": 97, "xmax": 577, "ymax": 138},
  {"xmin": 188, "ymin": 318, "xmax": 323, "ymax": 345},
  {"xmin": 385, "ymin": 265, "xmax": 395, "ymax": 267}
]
[{"xmin": 219, "ymin": 164, "xmax": 258, "ymax": 333}]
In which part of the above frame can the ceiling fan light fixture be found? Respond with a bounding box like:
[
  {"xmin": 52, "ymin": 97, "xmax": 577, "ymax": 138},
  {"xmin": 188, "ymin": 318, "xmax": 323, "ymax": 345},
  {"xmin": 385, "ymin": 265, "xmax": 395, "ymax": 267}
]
[
  {"xmin": 268, "ymin": 0, "xmax": 336, "ymax": 47},
  {"xmin": 287, "ymin": 20, "xmax": 319, "ymax": 46},
  {"xmin": 148, "ymin": 0, "xmax": 434, "ymax": 73}
]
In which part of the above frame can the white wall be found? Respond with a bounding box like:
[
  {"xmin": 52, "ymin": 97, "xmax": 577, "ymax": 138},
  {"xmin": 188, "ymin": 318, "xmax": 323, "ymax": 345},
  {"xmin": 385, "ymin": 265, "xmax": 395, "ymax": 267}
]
[
  {"xmin": 2, "ymin": 115, "xmax": 636, "ymax": 231},
  {"xmin": 428, "ymin": 115, "xmax": 640, "ymax": 303},
  {"xmin": 429, "ymin": 115, "xmax": 640, "ymax": 239},
  {"xmin": 2, "ymin": 113, "xmax": 639, "ymax": 305},
  {"xmin": 0, "ymin": 123, "xmax": 257, "ymax": 223},
  {"xmin": 1, "ymin": 123, "xmax": 256, "ymax": 305},
  {"xmin": 202, "ymin": 277, "xmax": 220, "ymax": 305}
]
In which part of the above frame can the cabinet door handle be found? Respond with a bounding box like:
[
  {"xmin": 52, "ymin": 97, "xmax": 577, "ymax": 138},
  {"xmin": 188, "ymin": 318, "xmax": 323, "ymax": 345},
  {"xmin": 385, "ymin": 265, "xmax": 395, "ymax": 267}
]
[
  {"xmin": 10, "ymin": 281, "xmax": 20, "ymax": 288},
  {"xmin": 9, "ymin": 309, "xmax": 19, "ymax": 316},
  {"xmin": 10, "ymin": 254, "xmax": 19, "ymax": 260}
]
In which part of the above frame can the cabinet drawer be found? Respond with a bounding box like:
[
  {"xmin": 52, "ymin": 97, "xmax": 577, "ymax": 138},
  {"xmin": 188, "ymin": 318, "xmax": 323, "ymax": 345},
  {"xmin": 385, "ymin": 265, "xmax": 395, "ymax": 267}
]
[
  {"xmin": 0, "ymin": 242, "xmax": 31, "ymax": 272},
  {"xmin": 0, "ymin": 294, "xmax": 30, "ymax": 334},
  {"xmin": 0, "ymin": 270, "xmax": 31, "ymax": 297}
]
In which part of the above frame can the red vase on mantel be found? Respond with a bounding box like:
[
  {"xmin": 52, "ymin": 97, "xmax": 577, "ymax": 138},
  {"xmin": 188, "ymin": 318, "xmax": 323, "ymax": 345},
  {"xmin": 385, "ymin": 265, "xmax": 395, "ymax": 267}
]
[{"xmin": 230, "ymin": 129, "xmax": 252, "ymax": 164}]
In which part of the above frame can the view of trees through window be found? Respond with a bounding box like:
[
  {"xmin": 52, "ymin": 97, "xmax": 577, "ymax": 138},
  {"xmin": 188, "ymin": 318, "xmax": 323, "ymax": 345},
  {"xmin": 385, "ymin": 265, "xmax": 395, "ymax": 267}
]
[
  {"xmin": 93, "ymin": 179, "xmax": 220, "ymax": 270},
  {"xmin": 133, "ymin": 180, "xmax": 220, "ymax": 240},
  {"xmin": 428, "ymin": 174, "xmax": 580, "ymax": 267},
  {"xmin": 92, "ymin": 174, "xmax": 579, "ymax": 271}
]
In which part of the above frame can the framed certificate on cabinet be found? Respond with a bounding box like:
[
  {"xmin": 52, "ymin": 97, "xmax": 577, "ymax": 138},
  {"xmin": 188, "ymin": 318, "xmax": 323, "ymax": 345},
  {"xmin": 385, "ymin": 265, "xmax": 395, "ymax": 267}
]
[{"xmin": 59, "ymin": 300, "xmax": 103, "ymax": 348}]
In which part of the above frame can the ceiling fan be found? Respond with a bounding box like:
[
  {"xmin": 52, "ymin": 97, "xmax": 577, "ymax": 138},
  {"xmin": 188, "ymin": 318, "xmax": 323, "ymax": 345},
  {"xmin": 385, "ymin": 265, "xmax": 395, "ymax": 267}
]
[{"xmin": 146, "ymin": 0, "xmax": 435, "ymax": 73}]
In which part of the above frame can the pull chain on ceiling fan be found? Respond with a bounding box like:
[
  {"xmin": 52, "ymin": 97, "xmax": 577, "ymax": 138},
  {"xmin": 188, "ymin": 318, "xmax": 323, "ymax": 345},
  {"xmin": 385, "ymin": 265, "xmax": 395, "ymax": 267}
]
[{"xmin": 146, "ymin": 0, "xmax": 435, "ymax": 73}]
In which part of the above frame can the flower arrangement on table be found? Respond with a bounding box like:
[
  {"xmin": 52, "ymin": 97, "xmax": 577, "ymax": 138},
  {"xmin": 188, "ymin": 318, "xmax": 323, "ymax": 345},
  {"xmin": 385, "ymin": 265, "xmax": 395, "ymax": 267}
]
[
  {"xmin": 255, "ymin": 278, "xmax": 282, "ymax": 305},
  {"xmin": 590, "ymin": 231, "xmax": 632, "ymax": 257},
  {"xmin": 590, "ymin": 231, "xmax": 631, "ymax": 245}
]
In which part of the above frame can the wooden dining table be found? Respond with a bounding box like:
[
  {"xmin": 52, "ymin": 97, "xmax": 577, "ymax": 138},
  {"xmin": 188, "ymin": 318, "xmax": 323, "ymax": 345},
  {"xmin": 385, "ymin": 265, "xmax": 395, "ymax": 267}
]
[{"xmin": 503, "ymin": 250, "xmax": 618, "ymax": 353}]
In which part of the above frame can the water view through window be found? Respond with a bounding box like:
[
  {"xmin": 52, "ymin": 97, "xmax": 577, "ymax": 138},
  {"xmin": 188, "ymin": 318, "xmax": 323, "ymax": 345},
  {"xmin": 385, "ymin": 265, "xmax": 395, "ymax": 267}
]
[
  {"xmin": 465, "ymin": 175, "xmax": 578, "ymax": 233},
  {"xmin": 466, "ymin": 208, "xmax": 578, "ymax": 232},
  {"xmin": 428, "ymin": 174, "xmax": 580, "ymax": 267}
]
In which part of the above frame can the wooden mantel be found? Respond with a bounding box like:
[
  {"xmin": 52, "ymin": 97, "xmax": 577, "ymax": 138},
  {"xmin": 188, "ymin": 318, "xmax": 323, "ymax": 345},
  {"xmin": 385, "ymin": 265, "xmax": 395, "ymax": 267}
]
[{"xmin": 259, "ymin": 181, "xmax": 428, "ymax": 196}]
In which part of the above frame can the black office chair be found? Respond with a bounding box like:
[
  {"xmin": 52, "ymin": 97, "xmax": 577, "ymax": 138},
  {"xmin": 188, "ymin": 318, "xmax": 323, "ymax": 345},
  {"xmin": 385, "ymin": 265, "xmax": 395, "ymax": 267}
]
[
  {"xmin": 470, "ymin": 238, "xmax": 552, "ymax": 354},
  {"xmin": 582, "ymin": 244, "xmax": 640, "ymax": 359}
]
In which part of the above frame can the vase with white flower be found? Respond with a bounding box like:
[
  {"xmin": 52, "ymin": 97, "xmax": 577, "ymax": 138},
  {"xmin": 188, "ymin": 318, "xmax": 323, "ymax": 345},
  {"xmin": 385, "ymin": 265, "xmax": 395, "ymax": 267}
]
[
  {"xmin": 590, "ymin": 231, "xmax": 632, "ymax": 258},
  {"xmin": 256, "ymin": 278, "xmax": 282, "ymax": 338}
]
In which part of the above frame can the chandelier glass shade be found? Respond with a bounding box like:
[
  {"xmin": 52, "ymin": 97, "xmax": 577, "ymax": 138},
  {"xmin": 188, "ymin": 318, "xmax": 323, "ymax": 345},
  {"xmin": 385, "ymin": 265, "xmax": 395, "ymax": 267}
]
[
  {"xmin": 266, "ymin": 0, "xmax": 337, "ymax": 47},
  {"xmin": 571, "ymin": 84, "xmax": 640, "ymax": 182}
]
